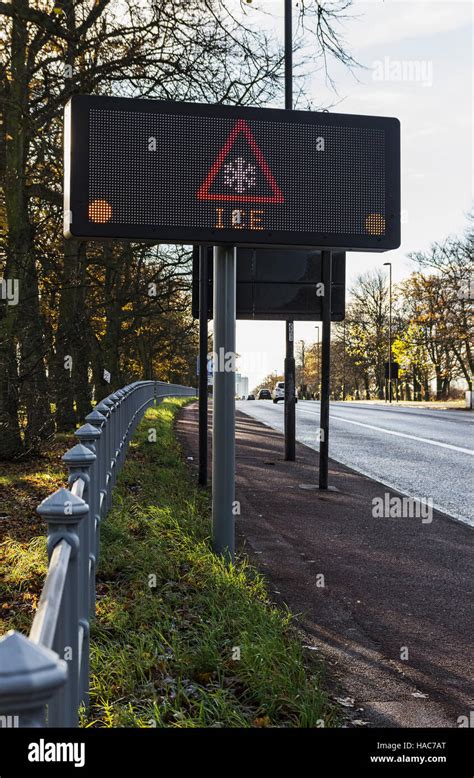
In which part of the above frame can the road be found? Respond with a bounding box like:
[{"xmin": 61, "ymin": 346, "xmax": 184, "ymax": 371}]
[
  {"xmin": 235, "ymin": 400, "xmax": 474, "ymax": 526},
  {"xmin": 179, "ymin": 402, "xmax": 474, "ymax": 726}
]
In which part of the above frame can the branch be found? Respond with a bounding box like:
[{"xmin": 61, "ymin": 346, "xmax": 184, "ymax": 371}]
[{"xmin": 0, "ymin": 2, "xmax": 72, "ymax": 41}]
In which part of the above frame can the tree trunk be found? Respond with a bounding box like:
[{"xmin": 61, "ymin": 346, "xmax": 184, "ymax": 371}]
[
  {"xmin": 88, "ymin": 327, "xmax": 108, "ymax": 404},
  {"xmin": 413, "ymin": 370, "xmax": 422, "ymax": 401},
  {"xmin": 54, "ymin": 242, "xmax": 79, "ymax": 431},
  {"xmin": 73, "ymin": 250, "xmax": 92, "ymax": 420},
  {"xmin": 423, "ymin": 377, "xmax": 430, "ymax": 400},
  {"xmin": 377, "ymin": 375, "xmax": 384, "ymax": 400},
  {"xmin": 54, "ymin": 241, "xmax": 91, "ymax": 429},
  {"xmin": 364, "ymin": 375, "xmax": 371, "ymax": 400},
  {"xmin": 18, "ymin": 252, "xmax": 55, "ymax": 450},
  {"xmin": 101, "ymin": 247, "xmax": 123, "ymax": 391},
  {"xmin": 4, "ymin": 0, "xmax": 54, "ymax": 456},
  {"xmin": 435, "ymin": 367, "xmax": 443, "ymax": 401},
  {"xmin": 0, "ymin": 301, "xmax": 23, "ymax": 458},
  {"xmin": 441, "ymin": 377, "xmax": 450, "ymax": 400}
]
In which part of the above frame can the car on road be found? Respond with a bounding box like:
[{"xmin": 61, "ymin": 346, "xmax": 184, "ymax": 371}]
[
  {"xmin": 272, "ymin": 381, "xmax": 285, "ymax": 403},
  {"xmin": 257, "ymin": 389, "xmax": 272, "ymax": 400},
  {"xmin": 272, "ymin": 381, "xmax": 298, "ymax": 403},
  {"xmin": 247, "ymin": 393, "xmax": 255, "ymax": 400}
]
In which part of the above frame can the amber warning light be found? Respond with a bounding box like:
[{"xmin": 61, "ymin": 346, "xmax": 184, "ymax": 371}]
[
  {"xmin": 89, "ymin": 199, "xmax": 112, "ymax": 223},
  {"xmin": 64, "ymin": 95, "xmax": 400, "ymax": 251}
]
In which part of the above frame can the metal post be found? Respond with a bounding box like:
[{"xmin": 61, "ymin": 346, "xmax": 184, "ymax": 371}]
[
  {"xmin": 0, "ymin": 631, "xmax": 66, "ymax": 727},
  {"xmin": 114, "ymin": 389, "xmax": 125, "ymax": 470},
  {"xmin": 198, "ymin": 246, "xmax": 209, "ymax": 486},
  {"xmin": 284, "ymin": 0, "xmax": 296, "ymax": 461},
  {"xmin": 109, "ymin": 393, "xmax": 120, "ymax": 487},
  {"xmin": 37, "ymin": 486, "xmax": 88, "ymax": 727},
  {"xmin": 284, "ymin": 322, "xmax": 296, "ymax": 460},
  {"xmin": 285, "ymin": 0, "xmax": 293, "ymax": 108},
  {"xmin": 101, "ymin": 397, "xmax": 114, "ymax": 512},
  {"xmin": 212, "ymin": 245, "xmax": 236, "ymax": 562},
  {"xmin": 62, "ymin": 444, "xmax": 95, "ymax": 713},
  {"xmin": 342, "ymin": 318, "xmax": 346, "ymax": 401},
  {"xmin": 314, "ymin": 325, "xmax": 320, "ymax": 399},
  {"xmin": 91, "ymin": 400, "xmax": 110, "ymax": 525},
  {"xmin": 319, "ymin": 250, "xmax": 332, "ymax": 490},
  {"xmin": 384, "ymin": 261, "xmax": 393, "ymax": 403},
  {"xmin": 74, "ymin": 423, "xmax": 101, "ymax": 614},
  {"xmin": 389, "ymin": 265, "xmax": 392, "ymax": 403}
]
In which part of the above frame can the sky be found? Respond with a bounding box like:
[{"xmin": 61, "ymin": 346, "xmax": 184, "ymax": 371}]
[{"xmin": 231, "ymin": 0, "xmax": 473, "ymax": 390}]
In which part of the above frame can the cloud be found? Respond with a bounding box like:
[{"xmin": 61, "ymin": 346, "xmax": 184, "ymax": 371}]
[{"xmin": 347, "ymin": 0, "xmax": 472, "ymax": 51}]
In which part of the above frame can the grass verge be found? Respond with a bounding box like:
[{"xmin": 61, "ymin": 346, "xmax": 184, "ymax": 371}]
[
  {"xmin": 86, "ymin": 398, "xmax": 335, "ymax": 727},
  {"xmin": 1, "ymin": 397, "xmax": 335, "ymax": 728},
  {"xmin": 0, "ymin": 434, "xmax": 73, "ymax": 632}
]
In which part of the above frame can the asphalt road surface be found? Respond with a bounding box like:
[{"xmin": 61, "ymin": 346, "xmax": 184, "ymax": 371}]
[
  {"xmin": 235, "ymin": 400, "xmax": 474, "ymax": 526},
  {"xmin": 178, "ymin": 402, "xmax": 474, "ymax": 726}
]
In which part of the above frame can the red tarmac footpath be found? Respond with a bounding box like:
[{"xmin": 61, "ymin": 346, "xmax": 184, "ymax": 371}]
[{"xmin": 176, "ymin": 402, "xmax": 474, "ymax": 728}]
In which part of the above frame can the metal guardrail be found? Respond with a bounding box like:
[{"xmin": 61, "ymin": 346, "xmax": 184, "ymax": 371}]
[{"xmin": 0, "ymin": 380, "xmax": 195, "ymax": 728}]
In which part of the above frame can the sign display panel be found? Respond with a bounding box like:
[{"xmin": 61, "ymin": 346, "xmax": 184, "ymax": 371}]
[
  {"xmin": 192, "ymin": 247, "xmax": 345, "ymax": 321},
  {"xmin": 64, "ymin": 95, "xmax": 400, "ymax": 251}
]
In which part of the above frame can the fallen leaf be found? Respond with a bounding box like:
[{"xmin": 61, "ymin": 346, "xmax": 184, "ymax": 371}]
[{"xmin": 253, "ymin": 715, "xmax": 271, "ymax": 728}]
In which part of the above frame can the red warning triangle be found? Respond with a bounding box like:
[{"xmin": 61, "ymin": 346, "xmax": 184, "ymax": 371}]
[{"xmin": 196, "ymin": 119, "xmax": 284, "ymax": 204}]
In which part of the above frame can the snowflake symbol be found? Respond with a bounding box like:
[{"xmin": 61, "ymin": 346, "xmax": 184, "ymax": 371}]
[{"xmin": 223, "ymin": 157, "xmax": 257, "ymax": 194}]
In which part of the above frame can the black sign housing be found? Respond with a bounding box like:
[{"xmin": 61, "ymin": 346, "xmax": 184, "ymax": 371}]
[
  {"xmin": 64, "ymin": 95, "xmax": 400, "ymax": 251},
  {"xmin": 192, "ymin": 247, "xmax": 345, "ymax": 321}
]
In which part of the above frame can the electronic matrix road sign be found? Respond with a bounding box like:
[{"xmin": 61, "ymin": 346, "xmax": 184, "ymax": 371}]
[
  {"xmin": 64, "ymin": 95, "xmax": 400, "ymax": 250},
  {"xmin": 192, "ymin": 247, "xmax": 346, "ymax": 321}
]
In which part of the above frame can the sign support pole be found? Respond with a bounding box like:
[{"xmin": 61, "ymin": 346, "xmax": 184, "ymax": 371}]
[
  {"xmin": 284, "ymin": 0, "xmax": 296, "ymax": 462},
  {"xmin": 284, "ymin": 322, "xmax": 296, "ymax": 460},
  {"xmin": 319, "ymin": 250, "xmax": 332, "ymax": 489},
  {"xmin": 212, "ymin": 245, "xmax": 236, "ymax": 562},
  {"xmin": 198, "ymin": 247, "xmax": 209, "ymax": 486}
]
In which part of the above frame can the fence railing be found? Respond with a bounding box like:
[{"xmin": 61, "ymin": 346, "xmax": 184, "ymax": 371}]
[{"xmin": 0, "ymin": 380, "xmax": 195, "ymax": 728}]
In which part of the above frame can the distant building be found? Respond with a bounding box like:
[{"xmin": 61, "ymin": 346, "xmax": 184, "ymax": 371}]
[{"xmin": 235, "ymin": 374, "xmax": 249, "ymax": 398}]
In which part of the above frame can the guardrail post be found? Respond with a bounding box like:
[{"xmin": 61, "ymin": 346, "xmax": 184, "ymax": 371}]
[
  {"xmin": 120, "ymin": 388, "xmax": 130, "ymax": 470},
  {"xmin": 122, "ymin": 386, "xmax": 134, "ymax": 458},
  {"xmin": 95, "ymin": 399, "xmax": 113, "ymax": 513},
  {"xmin": 37, "ymin": 487, "xmax": 88, "ymax": 727},
  {"xmin": 108, "ymin": 394, "xmax": 120, "ymax": 490},
  {"xmin": 114, "ymin": 389, "xmax": 125, "ymax": 473},
  {"xmin": 85, "ymin": 409, "xmax": 106, "ymax": 567},
  {"xmin": 74, "ymin": 424, "xmax": 101, "ymax": 615},
  {"xmin": 0, "ymin": 631, "xmax": 67, "ymax": 727},
  {"xmin": 62, "ymin": 444, "xmax": 96, "ymax": 713}
]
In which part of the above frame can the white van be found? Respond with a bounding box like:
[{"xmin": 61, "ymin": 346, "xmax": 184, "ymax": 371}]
[
  {"xmin": 272, "ymin": 381, "xmax": 298, "ymax": 403},
  {"xmin": 272, "ymin": 382, "xmax": 285, "ymax": 403}
]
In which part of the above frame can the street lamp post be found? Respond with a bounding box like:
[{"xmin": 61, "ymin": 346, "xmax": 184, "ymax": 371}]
[
  {"xmin": 383, "ymin": 261, "xmax": 392, "ymax": 403},
  {"xmin": 342, "ymin": 318, "xmax": 346, "ymax": 401},
  {"xmin": 314, "ymin": 325, "xmax": 320, "ymax": 399},
  {"xmin": 283, "ymin": 0, "xmax": 296, "ymax": 460}
]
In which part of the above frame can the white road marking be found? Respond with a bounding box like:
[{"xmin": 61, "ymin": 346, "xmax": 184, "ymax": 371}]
[
  {"xmin": 298, "ymin": 406, "xmax": 474, "ymax": 455},
  {"xmin": 237, "ymin": 403, "xmax": 473, "ymax": 526}
]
